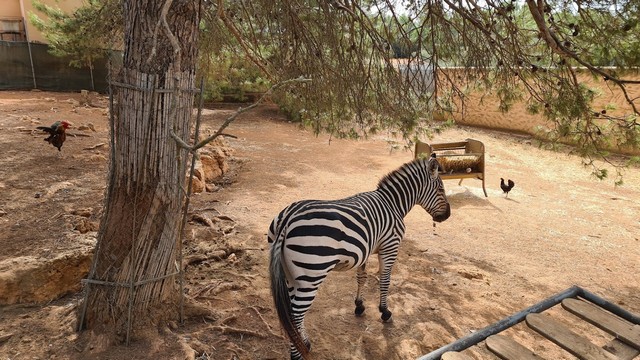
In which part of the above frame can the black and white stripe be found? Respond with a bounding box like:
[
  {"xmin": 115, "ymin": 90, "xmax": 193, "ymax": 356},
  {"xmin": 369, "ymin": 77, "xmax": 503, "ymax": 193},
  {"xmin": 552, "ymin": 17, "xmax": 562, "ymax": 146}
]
[{"xmin": 268, "ymin": 155, "xmax": 451, "ymax": 359}]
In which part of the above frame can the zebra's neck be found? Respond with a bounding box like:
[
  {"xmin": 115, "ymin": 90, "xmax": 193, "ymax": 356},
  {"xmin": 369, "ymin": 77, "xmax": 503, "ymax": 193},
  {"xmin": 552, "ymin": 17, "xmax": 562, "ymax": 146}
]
[{"xmin": 375, "ymin": 159, "xmax": 426, "ymax": 217}]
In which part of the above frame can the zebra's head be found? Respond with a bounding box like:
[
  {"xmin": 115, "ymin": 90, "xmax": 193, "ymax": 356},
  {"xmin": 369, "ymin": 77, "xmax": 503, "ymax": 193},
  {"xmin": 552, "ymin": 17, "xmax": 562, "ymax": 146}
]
[{"xmin": 418, "ymin": 154, "xmax": 451, "ymax": 223}]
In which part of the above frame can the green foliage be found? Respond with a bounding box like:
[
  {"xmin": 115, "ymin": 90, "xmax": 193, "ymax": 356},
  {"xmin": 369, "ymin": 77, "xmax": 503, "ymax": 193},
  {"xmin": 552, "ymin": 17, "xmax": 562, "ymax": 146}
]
[
  {"xmin": 199, "ymin": 51, "xmax": 270, "ymax": 102},
  {"xmin": 29, "ymin": 0, "xmax": 122, "ymax": 68},
  {"xmin": 31, "ymin": 0, "xmax": 640, "ymax": 181},
  {"xmin": 496, "ymin": 84, "xmax": 524, "ymax": 113}
]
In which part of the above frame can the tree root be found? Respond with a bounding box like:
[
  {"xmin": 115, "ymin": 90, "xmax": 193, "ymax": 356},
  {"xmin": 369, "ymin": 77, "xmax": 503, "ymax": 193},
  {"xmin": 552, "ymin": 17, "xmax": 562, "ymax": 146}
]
[
  {"xmin": 211, "ymin": 325, "xmax": 268, "ymax": 338},
  {"xmin": 218, "ymin": 269, "xmax": 257, "ymax": 281},
  {"xmin": 246, "ymin": 306, "xmax": 284, "ymax": 339},
  {"xmin": 192, "ymin": 282, "xmax": 245, "ymax": 298}
]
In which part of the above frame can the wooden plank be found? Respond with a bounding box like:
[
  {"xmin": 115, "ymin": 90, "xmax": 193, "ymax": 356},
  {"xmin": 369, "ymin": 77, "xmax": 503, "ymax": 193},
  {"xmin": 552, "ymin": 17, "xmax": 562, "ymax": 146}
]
[
  {"xmin": 430, "ymin": 141, "xmax": 469, "ymax": 149},
  {"xmin": 441, "ymin": 351, "xmax": 474, "ymax": 360},
  {"xmin": 486, "ymin": 334, "xmax": 546, "ymax": 360},
  {"xmin": 603, "ymin": 338, "xmax": 640, "ymax": 360},
  {"xmin": 440, "ymin": 173, "xmax": 483, "ymax": 180},
  {"xmin": 414, "ymin": 141, "xmax": 433, "ymax": 158},
  {"xmin": 437, "ymin": 153, "xmax": 484, "ymax": 158},
  {"xmin": 562, "ymin": 298, "xmax": 640, "ymax": 350},
  {"xmin": 526, "ymin": 313, "xmax": 618, "ymax": 360}
]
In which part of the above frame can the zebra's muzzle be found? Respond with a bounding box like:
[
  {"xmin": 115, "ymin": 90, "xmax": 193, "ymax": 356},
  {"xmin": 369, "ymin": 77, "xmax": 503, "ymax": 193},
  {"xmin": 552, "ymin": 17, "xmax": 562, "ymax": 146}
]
[{"xmin": 432, "ymin": 203, "xmax": 451, "ymax": 223}]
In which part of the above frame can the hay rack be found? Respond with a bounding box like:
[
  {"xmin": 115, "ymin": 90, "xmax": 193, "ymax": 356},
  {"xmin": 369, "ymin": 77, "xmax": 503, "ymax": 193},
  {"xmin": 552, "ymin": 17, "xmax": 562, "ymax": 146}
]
[{"xmin": 415, "ymin": 138, "xmax": 487, "ymax": 197}]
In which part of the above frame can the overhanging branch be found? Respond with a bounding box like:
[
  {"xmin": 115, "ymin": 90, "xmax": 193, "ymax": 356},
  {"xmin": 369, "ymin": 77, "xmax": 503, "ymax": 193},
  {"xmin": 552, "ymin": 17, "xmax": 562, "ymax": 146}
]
[{"xmin": 172, "ymin": 76, "xmax": 312, "ymax": 152}]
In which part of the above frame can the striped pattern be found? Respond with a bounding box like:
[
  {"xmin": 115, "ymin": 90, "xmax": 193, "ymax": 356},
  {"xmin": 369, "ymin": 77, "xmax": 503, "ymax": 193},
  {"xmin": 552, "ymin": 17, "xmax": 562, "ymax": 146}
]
[{"xmin": 269, "ymin": 156, "xmax": 450, "ymax": 359}]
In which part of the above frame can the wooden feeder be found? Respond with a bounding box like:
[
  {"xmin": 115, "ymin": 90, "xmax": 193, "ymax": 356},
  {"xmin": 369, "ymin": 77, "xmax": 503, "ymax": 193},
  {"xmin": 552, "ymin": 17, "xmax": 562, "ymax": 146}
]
[{"xmin": 414, "ymin": 138, "xmax": 487, "ymax": 197}]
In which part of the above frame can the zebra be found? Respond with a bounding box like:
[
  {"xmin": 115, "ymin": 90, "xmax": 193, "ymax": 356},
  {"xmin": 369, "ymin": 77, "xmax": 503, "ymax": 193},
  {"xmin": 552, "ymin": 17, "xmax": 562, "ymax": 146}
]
[{"xmin": 268, "ymin": 154, "xmax": 451, "ymax": 359}]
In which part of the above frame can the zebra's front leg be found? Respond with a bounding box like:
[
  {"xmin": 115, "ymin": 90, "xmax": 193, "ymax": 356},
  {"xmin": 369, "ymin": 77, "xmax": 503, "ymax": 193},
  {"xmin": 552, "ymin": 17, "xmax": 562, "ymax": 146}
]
[
  {"xmin": 377, "ymin": 254, "xmax": 397, "ymax": 323},
  {"xmin": 354, "ymin": 264, "xmax": 367, "ymax": 316}
]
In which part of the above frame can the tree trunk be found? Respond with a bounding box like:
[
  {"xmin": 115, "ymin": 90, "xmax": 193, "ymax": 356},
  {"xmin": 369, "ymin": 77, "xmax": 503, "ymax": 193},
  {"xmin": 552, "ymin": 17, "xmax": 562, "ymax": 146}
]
[{"xmin": 79, "ymin": 0, "xmax": 200, "ymax": 341}]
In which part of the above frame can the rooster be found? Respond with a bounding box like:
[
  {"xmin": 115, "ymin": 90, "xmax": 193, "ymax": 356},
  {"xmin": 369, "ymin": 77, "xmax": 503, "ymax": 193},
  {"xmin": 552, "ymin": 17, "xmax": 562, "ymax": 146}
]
[
  {"xmin": 37, "ymin": 121, "xmax": 70, "ymax": 152},
  {"xmin": 500, "ymin": 178, "xmax": 515, "ymax": 197}
]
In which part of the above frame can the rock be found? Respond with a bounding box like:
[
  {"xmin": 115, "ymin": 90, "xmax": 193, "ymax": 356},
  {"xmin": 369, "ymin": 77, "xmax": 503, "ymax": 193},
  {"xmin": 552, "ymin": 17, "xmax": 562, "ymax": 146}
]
[
  {"xmin": 76, "ymin": 123, "xmax": 96, "ymax": 132},
  {"xmin": 80, "ymin": 90, "xmax": 90, "ymax": 105},
  {"xmin": 71, "ymin": 208, "xmax": 93, "ymax": 217},
  {"xmin": 0, "ymin": 333, "xmax": 13, "ymax": 344},
  {"xmin": 205, "ymin": 184, "xmax": 219, "ymax": 193},
  {"xmin": 73, "ymin": 218, "xmax": 99, "ymax": 234},
  {"xmin": 456, "ymin": 267, "xmax": 485, "ymax": 280},
  {"xmin": 199, "ymin": 154, "xmax": 221, "ymax": 181},
  {"xmin": 200, "ymin": 148, "xmax": 228, "ymax": 182},
  {"xmin": 0, "ymin": 251, "xmax": 93, "ymax": 305},
  {"xmin": 66, "ymin": 99, "xmax": 81, "ymax": 107},
  {"xmin": 189, "ymin": 175, "xmax": 205, "ymax": 193},
  {"xmin": 192, "ymin": 161, "xmax": 204, "ymax": 181},
  {"xmin": 88, "ymin": 154, "xmax": 107, "ymax": 162}
]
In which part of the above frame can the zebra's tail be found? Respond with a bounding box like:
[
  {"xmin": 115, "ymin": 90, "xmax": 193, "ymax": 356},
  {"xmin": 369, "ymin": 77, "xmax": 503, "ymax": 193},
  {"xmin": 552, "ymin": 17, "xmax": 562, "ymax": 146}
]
[{"xmin": 269, "ymin": 237, "xmax": 310, "ymax": 359}]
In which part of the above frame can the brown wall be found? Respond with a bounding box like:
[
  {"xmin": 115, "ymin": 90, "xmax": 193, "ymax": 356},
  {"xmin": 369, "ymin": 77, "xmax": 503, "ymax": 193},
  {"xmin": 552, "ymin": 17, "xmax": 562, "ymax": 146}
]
[
  {"xmin": 0, "ymin": 0, "xmax": 83, "ymax": 43},
  {"xmin": 439, "ymin": 68, "xmax": 640, "ymax": 137},
  {"xmin": 1, "ymin": 2, "xmax": 22, "ymax": 17}
]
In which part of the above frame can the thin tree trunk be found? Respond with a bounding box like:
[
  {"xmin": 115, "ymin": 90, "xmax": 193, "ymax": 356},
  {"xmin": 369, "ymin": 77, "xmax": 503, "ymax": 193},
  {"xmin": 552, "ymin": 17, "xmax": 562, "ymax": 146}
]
[{"xmin": 79, "ymin": 0, "xmax": 200, "ymax": 340}]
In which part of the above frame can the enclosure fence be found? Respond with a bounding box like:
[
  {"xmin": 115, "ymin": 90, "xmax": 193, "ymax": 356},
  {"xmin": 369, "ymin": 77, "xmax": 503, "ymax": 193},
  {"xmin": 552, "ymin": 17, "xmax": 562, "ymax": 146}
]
[{"xmin": 0, "ymin": 41, "xmax": 118, "ymax": 92}]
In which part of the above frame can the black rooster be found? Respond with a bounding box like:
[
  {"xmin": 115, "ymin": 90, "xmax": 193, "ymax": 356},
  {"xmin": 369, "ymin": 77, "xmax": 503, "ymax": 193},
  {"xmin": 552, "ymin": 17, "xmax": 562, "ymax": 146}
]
[
  {"xmin": 36, "ymin": 121, "xmax": 70, "ymax": 152},
  {"xmin": 500, "ymin": 178, "xmax": 515, "ymax": 197}
]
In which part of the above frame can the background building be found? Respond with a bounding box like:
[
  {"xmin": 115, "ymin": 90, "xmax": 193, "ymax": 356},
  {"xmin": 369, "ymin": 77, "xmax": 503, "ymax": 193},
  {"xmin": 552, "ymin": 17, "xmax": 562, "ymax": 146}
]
[{"xmin": 0, "ymin": 0, "xmax": 112, "ymax": 92}]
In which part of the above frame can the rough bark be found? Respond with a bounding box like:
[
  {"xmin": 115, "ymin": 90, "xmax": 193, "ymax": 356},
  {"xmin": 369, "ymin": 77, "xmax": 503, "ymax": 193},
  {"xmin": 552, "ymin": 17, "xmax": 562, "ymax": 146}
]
[{"xmin": 79, "ymin": 0, "xmax": 200, "ymax": 340}]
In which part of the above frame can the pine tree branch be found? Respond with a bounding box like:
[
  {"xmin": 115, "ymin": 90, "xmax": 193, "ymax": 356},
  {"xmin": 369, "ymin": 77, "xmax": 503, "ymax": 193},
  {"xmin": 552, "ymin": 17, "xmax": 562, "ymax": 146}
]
[{"xmin": 171, "ymin": 76, "xmax": 311, "ymax": 152}]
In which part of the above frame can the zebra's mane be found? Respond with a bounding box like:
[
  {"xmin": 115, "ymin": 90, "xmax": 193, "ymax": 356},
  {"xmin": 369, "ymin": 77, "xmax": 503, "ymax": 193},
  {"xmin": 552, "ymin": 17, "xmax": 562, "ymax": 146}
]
[{"xmin": 377, "ymin": 158, "xmax": 426, "ymax": 189}]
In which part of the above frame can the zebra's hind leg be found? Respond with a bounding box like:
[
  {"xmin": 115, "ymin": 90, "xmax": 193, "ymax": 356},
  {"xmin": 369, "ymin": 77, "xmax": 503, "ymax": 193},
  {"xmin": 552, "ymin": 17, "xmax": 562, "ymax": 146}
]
[
  {"xmin": 354, "ymin": 264, "xmax": 367, "ymax": 316},
  {"xmin": 377, "ymin": 253, "xmax": 397, "ymax": 323}
]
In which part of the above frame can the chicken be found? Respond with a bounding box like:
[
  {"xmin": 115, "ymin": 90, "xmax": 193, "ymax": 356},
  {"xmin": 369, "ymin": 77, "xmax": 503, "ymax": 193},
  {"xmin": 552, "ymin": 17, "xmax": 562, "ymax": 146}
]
[
  {"xmin": 500, "ymin": 178, "xmax": 515, "ymax": 197},
  {"xmin": 36, "ymin": 121, "xmax": 70, "ymax": 152}
]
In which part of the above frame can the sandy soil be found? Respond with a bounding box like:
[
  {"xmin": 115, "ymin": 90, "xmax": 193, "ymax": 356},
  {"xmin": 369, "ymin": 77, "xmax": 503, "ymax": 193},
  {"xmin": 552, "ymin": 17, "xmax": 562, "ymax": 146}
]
[{"xmin": 0, "ymin": 90, "xmax": 638, "ymax": 360}]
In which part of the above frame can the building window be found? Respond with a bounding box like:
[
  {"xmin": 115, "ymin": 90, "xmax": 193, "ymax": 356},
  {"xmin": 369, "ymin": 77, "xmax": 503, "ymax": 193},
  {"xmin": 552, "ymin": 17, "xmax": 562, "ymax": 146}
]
[{"xmin": 0, "ymin": 18, "xmax": 27, "ymax": 42}]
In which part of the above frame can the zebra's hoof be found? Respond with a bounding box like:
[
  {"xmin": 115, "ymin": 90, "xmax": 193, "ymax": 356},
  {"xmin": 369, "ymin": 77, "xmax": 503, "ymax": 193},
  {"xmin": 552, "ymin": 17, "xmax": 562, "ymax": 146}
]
[
  {"xmin": 380, "ymin": 307, "xmax": 392, "ymax": 322},
  {"xmin": 355, "ymin": 299, "xmax": 365, "ymax": 316}
]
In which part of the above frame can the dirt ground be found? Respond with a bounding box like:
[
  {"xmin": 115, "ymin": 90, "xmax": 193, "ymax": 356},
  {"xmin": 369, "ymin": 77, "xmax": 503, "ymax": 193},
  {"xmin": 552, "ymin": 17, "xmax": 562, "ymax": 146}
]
[{"xmin": 0, "ymin": 90, "xmax": 638, "ymax": 360}]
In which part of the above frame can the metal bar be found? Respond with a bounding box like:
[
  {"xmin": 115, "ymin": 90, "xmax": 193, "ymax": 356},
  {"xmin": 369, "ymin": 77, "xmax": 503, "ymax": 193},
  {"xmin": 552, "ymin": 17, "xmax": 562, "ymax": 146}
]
[
  {"xmin": 578, "ymin": 288, "xmax": 640, "ymax": 325},
  {"xmin": 19, "ymin": 0, "xmax": 37, "ymax": 89},
  {"xmin": 178, "ymin": 77, "xmax": 205, "ymax": 324},
  {"xmin": 416, "ymin": 285, "xmax": 582, "ymax": 360},
  {"xmin": 81, "ymin": 278, "xmax": 131, "ymax": 288},
  {"xmin": 81, "ymin": 271, "xmax": 180, "ymax": 288},
  {"xmin": 108, "ymin": 80, "xmax": 199, "ymax": 93}
]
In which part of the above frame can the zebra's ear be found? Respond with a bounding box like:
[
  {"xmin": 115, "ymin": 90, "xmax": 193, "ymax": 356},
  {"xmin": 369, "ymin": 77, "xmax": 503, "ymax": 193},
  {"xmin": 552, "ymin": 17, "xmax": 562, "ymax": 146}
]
[{"xmin": 427, "ymin": 155, "xmax": 441, "ymax": 177}]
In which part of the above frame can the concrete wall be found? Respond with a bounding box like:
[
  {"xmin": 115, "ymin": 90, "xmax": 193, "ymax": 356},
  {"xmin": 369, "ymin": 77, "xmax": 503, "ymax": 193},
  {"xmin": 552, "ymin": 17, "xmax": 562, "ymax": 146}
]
[{"xmin": 439, "ymin": 68, "xmax": 640, "ymax": 136}]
